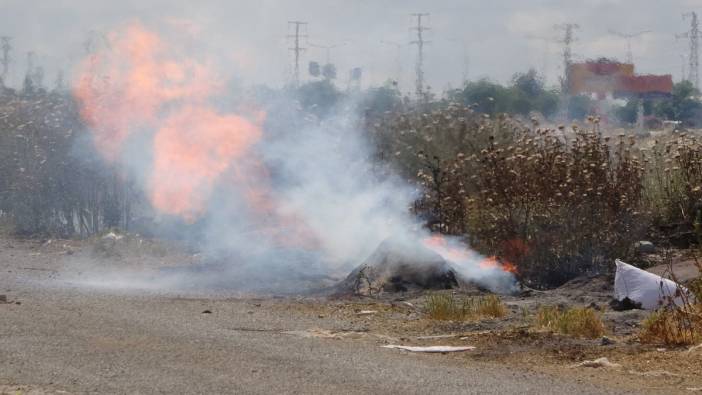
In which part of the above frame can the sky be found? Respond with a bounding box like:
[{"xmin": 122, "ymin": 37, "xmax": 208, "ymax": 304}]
[{"xmin": 3, "ymin": 0, "xmax": 702, "ymax": 94}]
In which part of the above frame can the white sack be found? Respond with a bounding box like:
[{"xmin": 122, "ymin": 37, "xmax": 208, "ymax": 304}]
[{"xmin": 614, "ymin": 259, "xmax": 691, "ymax": 310}]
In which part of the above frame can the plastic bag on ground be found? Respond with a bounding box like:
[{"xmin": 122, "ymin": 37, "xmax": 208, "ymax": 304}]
[{"xmin": 614, "ymin": 259, "xmax": 692, "ymax": 310}]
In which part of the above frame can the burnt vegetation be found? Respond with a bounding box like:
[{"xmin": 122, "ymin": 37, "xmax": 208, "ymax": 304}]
[
  {"xmin": 1, "ymin": 69, "xmax": 702, "ymax": 291},
  {"xmin": 0, "ymin": 86, "xmax": 132, "ymax": 237}
]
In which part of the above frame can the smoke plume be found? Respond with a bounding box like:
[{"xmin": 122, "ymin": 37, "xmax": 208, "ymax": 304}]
[{"xmin": 71, "ymin": 21, "xmax": 516, "ymax": 294}]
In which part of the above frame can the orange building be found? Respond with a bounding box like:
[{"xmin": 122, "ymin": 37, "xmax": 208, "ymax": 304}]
[{"xmin": 568, "ymin": 59, "xmax": 672, "ymax": 99}]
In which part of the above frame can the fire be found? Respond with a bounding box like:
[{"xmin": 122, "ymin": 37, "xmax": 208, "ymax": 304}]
[
  {"xmin": 149, "ymin": 107, "xmax": 261, "ymax": 220},
  {"xmin": 73, "ymin": 21, "xmax": 321, "ymax": 249},
  {"xmin": 74, "ymin": 23, "xmax": 215, "ymax": 162},
  {"xmin": 423, "ymin": 234, "xmax": 517, "ymax": 274},
  {"xmin": 423, "ymin": 235, "xmax": 472, "ymax": 262},
  {"xmin": 73, "ymin": 22, "xmax": 263, "ymax": 221},
  {"xmin": 479, "ymin": 256, "xmax": 518, "ymax": 274}
]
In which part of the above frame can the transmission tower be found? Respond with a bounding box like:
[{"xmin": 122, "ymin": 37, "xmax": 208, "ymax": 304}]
[
  {"xmin": 554, "ymin": 23, "xmax": 580, "ymax": 94},
  {"xmin": 448, "ymin": 37, "xmax": 470, "ymax": 85},
  {"xmin": 525, "ymin": 34, "xmax": 554, "ymax": 84},
  {"xmin": 26, "ymin": 51, "xmax": 34, "ymax": 76},
  {"xmin": 309, "ymin": 41, "xmax": 348, "ymax": 64},
  {"xmin": 55, "ymin": 69, "xmax": 65, "ymax": 91},
  {"xmin": 0, "ymin": 36, "xmax": 11, "ymax": 84},
  {"xmin": 681, "ymin": 54, "xmax": 688, "ymax": 83},
  {"xmin": 608, "ymin": 29, "xmax": 651, "ymax": 64},
  {"xmin": 677, "ymin": 12, "xmax": 701, "ymax": 90},
  {"xmin": 287, "ymin": 21, "xmax": 308, "ymax": 87},
  {"xmin": 410, "ymin": 13, "xmax": 430, "ymax": 100},
  {"xmin": 380, "ymin": 40, "xmax": 403, "ymax": 87}
]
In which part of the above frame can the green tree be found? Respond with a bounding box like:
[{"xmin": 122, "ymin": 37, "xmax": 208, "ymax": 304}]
[
  {"xmin": 654, "ymin": 81, "xmax": 702, "ymax": 126},
  {"xmin": 457, "ymin": 69, "xmax": 559, "ymax": 118},
  {"xmin": 361, "ymin": 81, "xmax": 402, "ymax": 115},
  {"xmin": 459, "ymin": 79, "xmax": 511, "ymax": 115},
  {"xmin": 296, "ymin": 79, "xmax": 342, "ymax": 117}
]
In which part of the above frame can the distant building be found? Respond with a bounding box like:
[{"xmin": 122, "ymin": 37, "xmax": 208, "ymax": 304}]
[{"xmin": 568, "ymin": 58, "xmax": 672, "ymax": 99}]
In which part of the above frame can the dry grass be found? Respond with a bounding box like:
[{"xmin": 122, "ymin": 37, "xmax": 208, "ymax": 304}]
[
  {"xmin": 638, "ymin": 251, "xmax": 702, "ymax": 346},
  {"xmin": 639, "ymin": 307, "xmax": 702, "ymax": 346},
  {"xmin": 535, "ymin": 306, "xmax": 605, "ymax": 339},
  {"xmin": 425, "ymin": 293, "xmax": 507, "ymax": 321},
  {"xmin": 375, "ymin": 108, "xmax": 646, "ymax": 288}
]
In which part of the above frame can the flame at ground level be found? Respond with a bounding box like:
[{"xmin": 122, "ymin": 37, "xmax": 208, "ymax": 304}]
[{"xmin": 423, "ymin": 235, "xmax": 517, "ymax": 274}]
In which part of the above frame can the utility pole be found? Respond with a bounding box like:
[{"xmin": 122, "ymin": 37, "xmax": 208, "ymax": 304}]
[
  {"xmin": 608, "ymin": 29, "xmax": 651, "ymax": 64},
  {"xmin": 26, "ymin": 51, "xmax": 34, "ymax": 77},
  {"xmin": 380, "ymin": 40, "xmax": 403, "ymax": 87},
  {"xmin": 287, "ymin": 21, "xmax": 308, "ymax": 88},
  {"xmin": 309, "ymin": 41, "xmax": 347, "ymax": 64},
  {"xmin": 681, "ymin": 54, "xmax": 688, "ymax": 83},
  {"xmin": 525, "ymin": 34, "xmax": 553, "ymax": 84},
  {"xmin": 55, "ymin": 69, "xmax": 65, "ymax": 91},
  {"xmin": 410, "ymin": 13, "xmax": 430, "ymax": 100},
  {"xmin": 0, "ymin": 36, "xmax": 11, "ymax": 85},
  {"xmin": 448, "ymin": 38, "xmax": 470, "ymax": 85},
  {"xmin": 554, "ymin": 23, "xmax": 579, "ymax": 95},
  {"xmin": 677, "ymin": 12, "xmax": 701, "ymax": 90}
]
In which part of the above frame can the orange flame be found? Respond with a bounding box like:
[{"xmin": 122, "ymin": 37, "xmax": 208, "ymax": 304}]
[
  {"xmin": 149, "ymin": 106, "xmax": 261, "ymax": 220},
  {"xmin": 479, "ymin": 256, "xmax": 518, "ymax": 274},
  {"xmin": 423, "ymin": 235, "xmax": 517, "ymax": 274},
  {"xmin": 73, "ymin": 22, "xmax": 262, "ymax": 220},
  {"xmin": 74, "ymin": 23, "xmax": 215, "ymax": 162},
  {"xmin": 73, "ymin": 21, "xmax": 319, "ymax": 247}
]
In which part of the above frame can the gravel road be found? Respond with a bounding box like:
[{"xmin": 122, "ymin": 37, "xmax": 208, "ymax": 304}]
[{"xmin": 0, "ymin": 239, "xmax": 637, "ymax": 394}]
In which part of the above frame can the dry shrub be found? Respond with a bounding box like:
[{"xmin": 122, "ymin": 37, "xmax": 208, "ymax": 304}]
[
  {"xmin": 373, "ymin": 107, "xmax": 646, "ymax": 288},
  {"xmin": 425, "ymin": 293, "xmax": 506, "ymax": 321},
  {"xmin": 472, "ymin": 294, "xmax": 508, "ymax": 318},
  {"xmin": 0, "ymin": 90, "xmax": 133, "ymax": 237},
  {"xmin": 535, "ymin": 306, "xmax": 605, "ymax": 339},
  {"xmin": 642, "ymin": 133, "xmax": 702, "ymax": 246},
  {"xmin": 638, "ymin": 251, "xmax": 702, "ymax": 346},
  {"xmin": 368, "ymin": 104, "xmax": 520, "ymax": 235},
  {"xmin": 639, "ymin": 306, "xmax": 702, "ymax": 346},
  {"xmin": 467, "ymin": 126, "xmax": 645, "ymax": 287}
]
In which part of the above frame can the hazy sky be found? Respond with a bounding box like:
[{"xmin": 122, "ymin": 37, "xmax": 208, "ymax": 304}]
[{"xmin": 3, "ymin": 0, "xmax": 702, "ymax": 94}]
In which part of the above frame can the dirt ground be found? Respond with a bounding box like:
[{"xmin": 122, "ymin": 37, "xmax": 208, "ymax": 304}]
[{"xmin": 1, "ymin": 233, "xmax": 701, "ymax": 394}]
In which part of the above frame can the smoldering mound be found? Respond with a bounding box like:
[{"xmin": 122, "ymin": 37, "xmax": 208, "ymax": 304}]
[{"xmin": 333, "ymin": 236, "xmax": 460, "ymax": 296}]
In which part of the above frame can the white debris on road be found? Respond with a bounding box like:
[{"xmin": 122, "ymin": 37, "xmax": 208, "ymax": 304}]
[
  {"xmin": 570, "ymin": 357, "xmax": 621, "ymax": 369},
  {"xmin": 382, "ymin": 345, "xmax": 475, "ymax": 353},
  {"xmin": 356, "ymin": 310, "xmax": 377, "ymax": 316}
]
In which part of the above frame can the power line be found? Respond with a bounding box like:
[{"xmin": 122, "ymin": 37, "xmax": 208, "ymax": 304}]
[
  {"xmin": 410, "ymin": 13, "xmax": 430, "ymax": 100},
  {"xmin": 0, "ymin": 36, "xmax": 11, "ymax": 84},
  {"xmin": 380, "ymin": 40, "xmax": 403, "ymax": 87},
  {"xmin": 287, "ymin": 21, "xmax": 308, "ymax": 88},
  {"xmin": 309, "ymin": 41, "xmax": 347, "ymax": 64},
  {"xmin": 677, "ymin": 12, "xmax": 701, "ymax": 90},
  {"xmin": 525, "ymin": 34, "xmax": 554, "ymax": 84},
  {"xmin": 554, "ymin": 23, "xmax": 580, "ymax": 94},
  {"xmin": 448, "ymin": 37, "xmax": 470, "ymax": 85},
  {"xmin": 608, "ymin": 29, "xmax": 651, "ymax": 64},
  {"xmin": 26, "ymin": 51, "xmax": 34, "ymax": 77}
]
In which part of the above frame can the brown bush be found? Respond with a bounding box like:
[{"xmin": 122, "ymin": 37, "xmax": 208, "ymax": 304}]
[
  {"xmin": 466, "ymin": 126, "xmax": 645, "ymax": 287},
  {"xmin": 639, "ymin": 306, "xmax": 702, "ymax": 346},
  {"xmin": 642, "ymin": 133, "xmax": 702, "ymax": 246},
  {"xmin": 0, "ymin": 90, "xmax": 134, "ymax": 237},
  {"xmin": 373, "ymin": 107, "xmax": 646, "ymax": 288}
]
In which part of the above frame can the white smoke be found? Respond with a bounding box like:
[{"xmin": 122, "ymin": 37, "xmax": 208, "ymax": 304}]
[{"xmin": 66, "ymin": 22, "xmax": 516, "ymax": 295}]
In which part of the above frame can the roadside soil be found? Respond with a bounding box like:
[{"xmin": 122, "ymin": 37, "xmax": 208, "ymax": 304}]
[{"xmin": 1, "ymin": 233, "xmax": 700, "ymax": 394}]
